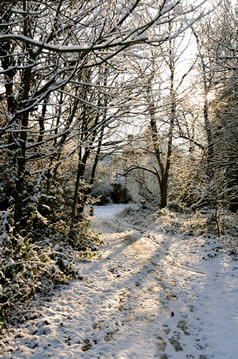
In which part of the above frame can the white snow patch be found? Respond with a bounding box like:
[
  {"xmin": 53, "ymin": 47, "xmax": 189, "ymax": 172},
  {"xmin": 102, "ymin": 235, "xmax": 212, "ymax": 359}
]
[{"xmin": 88, "ymin": 203, "xmax": 134, "ymax": 218}]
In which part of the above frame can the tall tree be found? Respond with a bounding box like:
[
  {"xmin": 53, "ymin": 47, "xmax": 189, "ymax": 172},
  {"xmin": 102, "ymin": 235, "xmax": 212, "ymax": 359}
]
[
  {"xmin": 123, "ymin": 19, "xmax": 196, "ymax": 208},
  {"xmin": 212, "ymin": 0, "xmax": 238, "ymax": 212}
]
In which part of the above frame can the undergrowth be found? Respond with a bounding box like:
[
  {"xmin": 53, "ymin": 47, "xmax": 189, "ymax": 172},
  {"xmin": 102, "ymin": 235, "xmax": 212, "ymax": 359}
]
[
  {"xmin": 154, "ymin": 206, "xmax": 238, "ymax": 256},
  {"xmin": 154, "ymin": 207, "xmax": 214, "ymax": 235},
  {"xmin": 0, "ymin": 212, "xmax": 101, "ymax": 333},
  {"xmin": 0, "ymin": 165, "xmax": 101, "ymax": 333}
]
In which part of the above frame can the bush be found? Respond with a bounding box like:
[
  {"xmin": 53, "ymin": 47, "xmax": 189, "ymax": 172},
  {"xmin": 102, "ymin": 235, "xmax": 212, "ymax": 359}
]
[
  {"xmin": 0, "ymin": 166, "xmax": 101, "ymax": 332},
  {"xmin": 0, "ymin": 210, "xmax": 100, "ymax": 331},
  {"xmin": 0, "ymin": 146, "xmax": 105, "ymax": 332}
]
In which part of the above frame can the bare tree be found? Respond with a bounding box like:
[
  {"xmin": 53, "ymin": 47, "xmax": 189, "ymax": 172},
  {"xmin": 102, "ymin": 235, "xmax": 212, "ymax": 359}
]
[
  {"xmin": 123, "ymin": 19, "xmax": 197, "ymax": 208},
  {"xmin": 211, "ymin": 1, "xmax": 238, "ymax": 213}
]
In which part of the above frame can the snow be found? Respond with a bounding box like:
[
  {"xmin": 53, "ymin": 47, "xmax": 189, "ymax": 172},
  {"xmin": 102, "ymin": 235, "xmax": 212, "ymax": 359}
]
[
  {"xmin": 92, "ymin": 204, "xmax": 134, "ymax": 218},
  {"xmin": 134, "ymin": 34, "xmax": 148, "ymax": 41},
  {"xmin": 160, "ymin": 2, "xmax": 176, "ymax": 16},
  {"xmin": 1, "ymin": 205, "xmax": 238, "ymax": 358}
]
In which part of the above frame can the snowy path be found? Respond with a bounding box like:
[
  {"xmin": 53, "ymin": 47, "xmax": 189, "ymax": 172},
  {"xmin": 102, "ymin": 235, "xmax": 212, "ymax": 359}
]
[{"xmin": 1, "ymin": 205, "xmax": 238, "ymax": 358}]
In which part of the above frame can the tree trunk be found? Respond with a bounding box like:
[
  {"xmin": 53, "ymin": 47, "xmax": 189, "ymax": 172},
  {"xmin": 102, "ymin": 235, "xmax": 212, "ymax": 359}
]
[
  {"xmin": 14, "ymin": 95, "xmax": 30, "ymax": 232},
  {"xmin": 70, "ymin": 147, "xmax": 89, "ymax": 226},
  {"xmin": 159, "ymin": 178, "xmax": 168, "ymax": 208},
  {"xmin": 203, "ymin": 92, "xmax": 214, "ymax": 179},
  {"xmin": 14, "ymin": 1, "xmax": 33, "ymax": 232}
]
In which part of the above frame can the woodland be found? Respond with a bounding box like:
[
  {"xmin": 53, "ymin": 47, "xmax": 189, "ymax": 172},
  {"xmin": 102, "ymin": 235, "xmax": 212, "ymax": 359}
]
[{"xmin": 0, "ymin": 0, "xmax": 237, "ymax": 334}]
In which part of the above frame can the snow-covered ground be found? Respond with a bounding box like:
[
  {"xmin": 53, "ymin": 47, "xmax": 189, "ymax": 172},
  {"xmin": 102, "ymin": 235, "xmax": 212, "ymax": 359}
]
[
  {"xmin": 1, "ymin": 205, "xmax": 238, "ymax": 358},
  {"xmin": 92, "ymin": 204, "xmax": 133, "ymax": 218}
]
